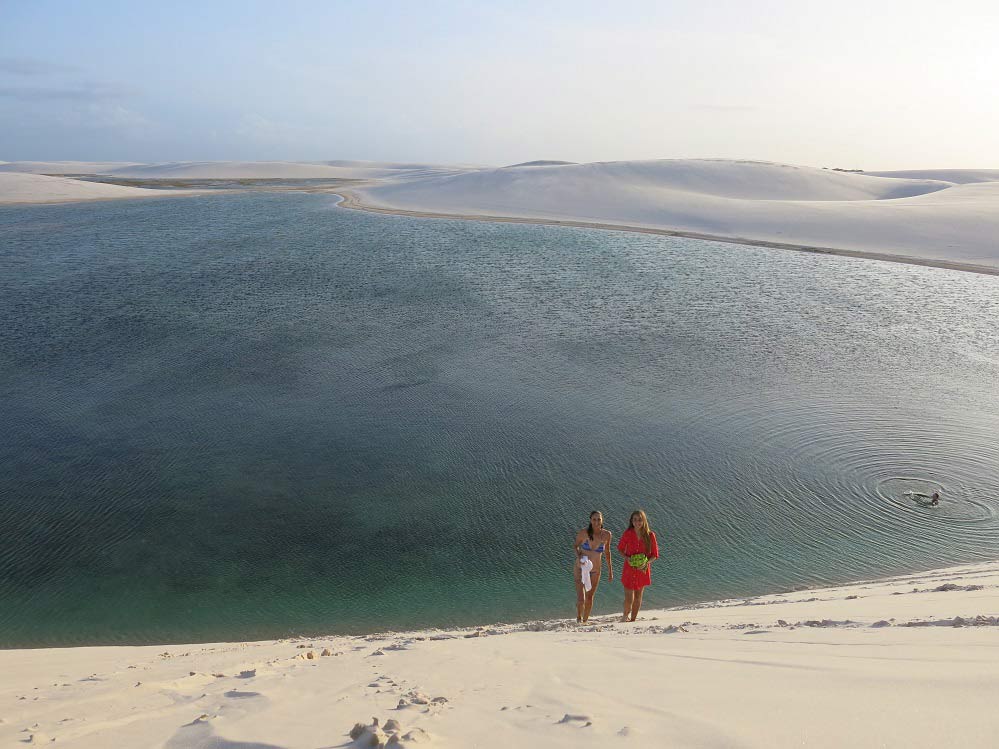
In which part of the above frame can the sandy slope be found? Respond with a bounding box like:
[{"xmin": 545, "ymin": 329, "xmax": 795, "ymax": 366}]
[
  {"xmin": 2, "ymin": 561, "xmax": 997, "ymax": 748},
  {"xmin": 352, "ymin": 159, "xmax": 999, "ymax": 270},
  {"xmin": 0, "ymin": 172, "xmax": 201, "ymax": 204}
]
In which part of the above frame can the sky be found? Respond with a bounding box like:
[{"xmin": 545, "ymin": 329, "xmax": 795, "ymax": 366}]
[{"xmin": 1, "ymin": 0, "xmax": 997, "ymax": 168}]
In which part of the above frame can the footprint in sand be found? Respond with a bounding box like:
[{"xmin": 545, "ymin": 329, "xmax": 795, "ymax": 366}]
[
  {"xmin": 223, "ymin": 690, "xmax": 262, "ymax": 700},
  {"xmin": 558, "ymin": 713, "xmax": 593, "ymax": 727}
]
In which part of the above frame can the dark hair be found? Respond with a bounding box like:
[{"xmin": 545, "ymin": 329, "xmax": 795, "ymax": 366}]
[{"xmin": 587, "ymin": 510, "xmax": 602, "ymax": 540}]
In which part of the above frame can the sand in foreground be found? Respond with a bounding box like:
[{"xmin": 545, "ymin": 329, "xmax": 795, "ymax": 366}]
[{"xmin": 2, "ymin": 561, "xmax": 997, "ymax": 748}]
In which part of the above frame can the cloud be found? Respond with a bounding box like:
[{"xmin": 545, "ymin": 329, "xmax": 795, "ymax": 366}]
[
  {"xmin": 0, "ymin": 81, "xmax": 136, "ymax": 101},
  {"xmin": 0, "ymin": 57, "xmax": 79, "ymax": 76}
]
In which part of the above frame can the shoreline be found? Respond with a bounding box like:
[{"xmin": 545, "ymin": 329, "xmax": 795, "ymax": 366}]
[
  {"xmin": 4, "ymin": 558, "xmax": 995, "ymax": 652},
  {"xmin": 3, "ymin": 559, "xmax": 996, "ymax": 747},
  {"xmin": 333, "ymin": 190, "xmax": 999, "ymax": 278}
]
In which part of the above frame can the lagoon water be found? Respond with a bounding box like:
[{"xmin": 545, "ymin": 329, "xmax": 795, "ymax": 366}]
[{"xmin": 1, "ymin": 192, "xmax": 998, "ymax": 647}]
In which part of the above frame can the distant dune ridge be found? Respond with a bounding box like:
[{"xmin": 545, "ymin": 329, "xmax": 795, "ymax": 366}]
[
  {"xmin": 104, "ymin": 160, "xmax": 475, "ymax": 180},
  {"xmin": 0, "ymin": 160, "xmax": 474, "ymax": 180},
  {"xmin": 504, "ymin": 160, "xmax": 578, "ymax": 167},
  {"xmin": 3, "ymin": 157, "xmax": 998, "ymax": 272},
  {"xmin": 0, "ymin": 160, "xmax": 146, "ymax": 174},
  {"xmin": 866, "ymin": 169, "xmax": 999, "ymax": 184},
  {"xmin": 99, "ymin": 160, "xmax": 442, "ymax": 180},
  {"xmin": 0, "ymin": 172, "xmax": 202, "ymax": 203}
]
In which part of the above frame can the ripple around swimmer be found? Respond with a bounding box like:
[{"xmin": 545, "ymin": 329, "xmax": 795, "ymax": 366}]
[
  {"xmin": 873, "ymin": 477, "xmax": 997, "ymax": 524},
  {"xmin": 674, "ymin": 389, "xmax": 999, "ymax": 556}
]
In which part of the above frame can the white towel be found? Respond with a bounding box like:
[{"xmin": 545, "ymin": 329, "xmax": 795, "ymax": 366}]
[{"xmin": 579, "ymin": 556, "xmax": 594, "ymax": 592}]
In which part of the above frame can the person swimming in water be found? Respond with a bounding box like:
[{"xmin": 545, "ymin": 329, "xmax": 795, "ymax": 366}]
[{"xmin": 904, "ymin": 490, "xmax": 940, "ymax": 506}]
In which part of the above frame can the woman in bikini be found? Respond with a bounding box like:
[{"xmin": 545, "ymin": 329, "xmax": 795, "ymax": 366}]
[
  {"xmin": 618, "ymin": 509, "xmax": 659, "ymax": 622},
  {"xmin": 573, "ymin": 510, "xmax": 613, "ymax": 623}
]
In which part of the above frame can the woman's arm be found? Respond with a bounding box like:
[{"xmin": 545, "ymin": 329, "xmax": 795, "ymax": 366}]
[{"xmin": 649, "ymin": 532, "xmax": 659, "ymax": 561}]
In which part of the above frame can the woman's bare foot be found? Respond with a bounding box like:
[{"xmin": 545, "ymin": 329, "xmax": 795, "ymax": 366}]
[{"xmin": 621, "ymin": 615, "xmax": 629, "ymax": 623}]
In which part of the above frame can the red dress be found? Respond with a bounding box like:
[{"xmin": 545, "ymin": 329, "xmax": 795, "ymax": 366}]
[{"xmin": 619, "ymin": 528, "xmax": 659, "ymax": 590}]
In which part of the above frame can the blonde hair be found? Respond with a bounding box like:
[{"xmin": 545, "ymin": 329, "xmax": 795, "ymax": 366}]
[{"xmin": 629, "ymin": 509, "xmax": 652, "ymax": 553}]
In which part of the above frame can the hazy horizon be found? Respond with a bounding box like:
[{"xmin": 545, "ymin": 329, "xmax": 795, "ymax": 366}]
[{"xmin": 2, "ymin": 1, "xmax": 997, "ymax": 169}]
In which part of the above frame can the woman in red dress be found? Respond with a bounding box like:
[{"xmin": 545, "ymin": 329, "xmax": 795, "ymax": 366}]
[{"xmin": 618, "ymin": 509, "xmax": 659, "ymax": 622}]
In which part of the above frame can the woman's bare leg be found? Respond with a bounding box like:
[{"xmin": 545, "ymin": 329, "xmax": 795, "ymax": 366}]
[
  {"xmin": 622, "ymin": 589, "xmax": 635, "ymax": 621},
  {"xmin": 574, "ymin": 563, "xmax": 585, "ymax": 622},
  {"xmin": 582, "ymin": 572, "xmax": 600, "ymax": 623},
  {"xmin": 629, "ymin": 588, "xmax": 645, "ymax": 621}
]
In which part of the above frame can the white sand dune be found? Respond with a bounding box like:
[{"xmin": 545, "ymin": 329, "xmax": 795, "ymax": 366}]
[
  {"xmin": 0, "ymin": 161, "xmax": 146, "ymax": 174},
  {"xmin": 350, "ymin": 159, "xmax": 999, "ymax": 271},
  {"xmin": 0, "ymin": 172, "xmax": 201, "ymax": 204},
  {"xmin": 2, "ymin": 561, "xmax": 996, "ymax": 748},
  {"xmin": 867, "ymin": 169, "xmax": 999, "ymax": 184}
]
